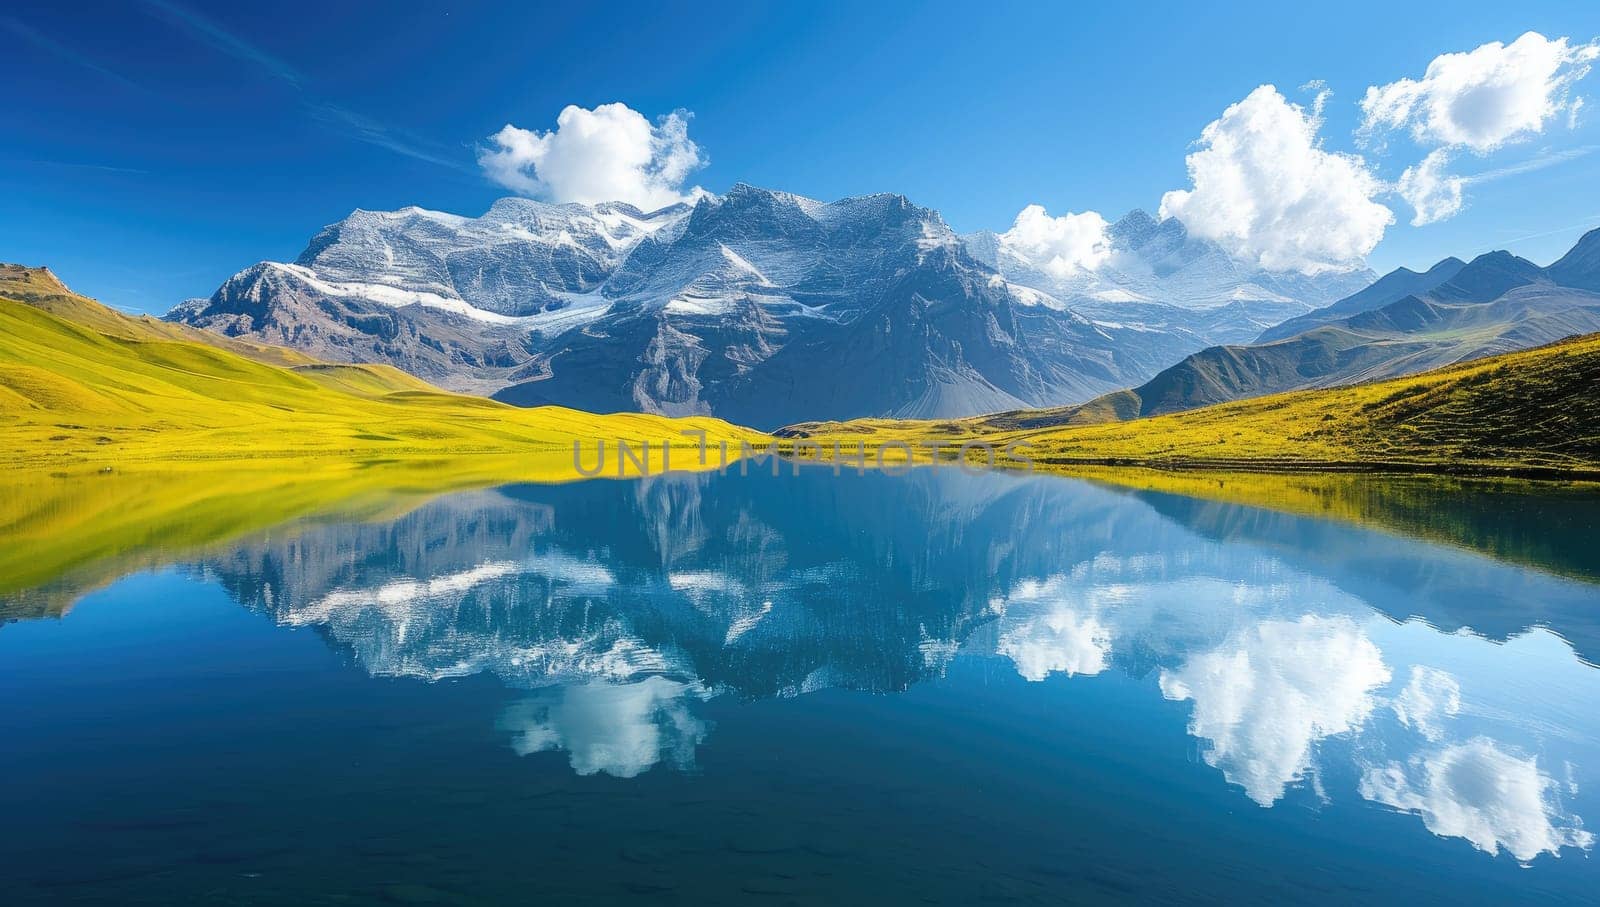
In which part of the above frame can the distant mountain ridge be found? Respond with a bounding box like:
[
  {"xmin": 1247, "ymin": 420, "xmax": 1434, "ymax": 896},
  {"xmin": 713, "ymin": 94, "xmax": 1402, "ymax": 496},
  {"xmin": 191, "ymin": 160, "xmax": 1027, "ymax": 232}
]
[
  {"xmin": 781, "ymin": 329, "xmax": 1600, "ymax": 476},
  {"xmin": 1023, "ymin": 229, "xmax": 1600, "ymax": 424},
  {"xmin": 1255, "ymin": 257, "xmax": 1466, "ymax": 343},
  {"xmin": 168, "ymin": 186, "xmax": 1375, "ymax": 428},
  {"xmin": 966, "ymin": 208, "xmax": 1376, "ymax": 310}
]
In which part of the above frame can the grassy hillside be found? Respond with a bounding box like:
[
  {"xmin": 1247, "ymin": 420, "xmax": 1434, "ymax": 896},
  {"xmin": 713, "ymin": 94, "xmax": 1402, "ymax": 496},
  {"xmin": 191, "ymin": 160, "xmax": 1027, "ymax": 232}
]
[
  {"xmin": 778, "ymin": 332, "xmax": 1600, "ymax": 476},
  {"xmin": 0, "ymin": 265, "xmax": 763, "ymax": 468},
  {"xmin": 1041, "ymin": 246, "xmax": 1600, "ymax": 425},
  {"xmin": 0, "ymin": 264, "xmax": 327, "ymax": 368}
]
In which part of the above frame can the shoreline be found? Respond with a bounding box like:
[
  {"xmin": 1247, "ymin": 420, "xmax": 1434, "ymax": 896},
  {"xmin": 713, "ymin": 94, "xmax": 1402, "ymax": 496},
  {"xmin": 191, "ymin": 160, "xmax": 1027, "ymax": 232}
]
[{"xmin": 1028, "ymin": 455, "xmax": 1600, "ymax": 482}]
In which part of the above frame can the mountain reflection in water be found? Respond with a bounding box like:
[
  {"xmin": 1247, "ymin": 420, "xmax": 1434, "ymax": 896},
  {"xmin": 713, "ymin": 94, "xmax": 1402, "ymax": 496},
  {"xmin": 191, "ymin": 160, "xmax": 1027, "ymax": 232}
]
[
  {"xmin": 113, "ymin": 467, "xmax": 1594, "ymax": 863},
  {"xmin": 3, "ymin": 464, "xmax": 1599, "ymax": 896}
]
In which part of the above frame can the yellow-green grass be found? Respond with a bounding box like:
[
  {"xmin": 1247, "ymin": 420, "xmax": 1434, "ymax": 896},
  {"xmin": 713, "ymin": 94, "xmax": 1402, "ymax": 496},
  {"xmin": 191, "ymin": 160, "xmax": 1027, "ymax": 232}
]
[
  {"xmin": 0, "ymin": 264, "xmax": 757, "ymax": 615},
  {"xmin": 0, "ymin": 269, "xmax": 764, "ymax": 468},
  {"xmin": 4, "ymin": 258, "xmax": 1597, "ymax": 616},
  {"xmin": 779, "ymin": 332, "xmax": 1600, "ymax": 477},
  {"xmin": 0, "ymin": 263, "xmax": 322, "ymax": 367}
]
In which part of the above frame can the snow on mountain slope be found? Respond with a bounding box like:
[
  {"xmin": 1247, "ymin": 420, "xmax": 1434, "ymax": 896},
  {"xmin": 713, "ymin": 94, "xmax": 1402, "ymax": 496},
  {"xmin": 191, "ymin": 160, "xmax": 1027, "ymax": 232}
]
[
  {"xmin": 966, "ymin": 208, "xmax": 1375, "ymax": 315},
  {"xmin": 170, "ymin": 187, "xmax": 1319, "ymax": 425},
  {"xmin": 178, "ymin": 260, "xmax": 564, "ymax": 395},
  {"xmin": 603, "ymin": 184, "xmax": 955, "ymax": 319},
  {"xmin": 295, "ymin": 198, "xmax": 690, "ymax": 317}
]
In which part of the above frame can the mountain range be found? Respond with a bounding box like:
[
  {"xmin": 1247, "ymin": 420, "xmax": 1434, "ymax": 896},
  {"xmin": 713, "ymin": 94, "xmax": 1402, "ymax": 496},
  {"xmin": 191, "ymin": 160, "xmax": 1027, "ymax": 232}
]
[
  {"xmin": 967, "ymin": 207, "xmax": 1372, "ymax": 322},
  {"xmin": 1045, "ymin": 230, "xmax": 1600, "ymax": 421},
  {"xmin": 783, "ymin": 328, "xmax": 1600, "ymax": 477},
  {"xmin": 8, "ymin": 259, "xmax": 1599, "ymax": 480},
  {"xmin": 0, "ymin": 263, "xmax": 756, "ymax": 467},
  {"xmin": 167, "ymin": 185, "xmax": 1372, "ymax": 428},
  {"xmin": 159, "ymin": 184, "xmax": 1600, "ymax": 429}
]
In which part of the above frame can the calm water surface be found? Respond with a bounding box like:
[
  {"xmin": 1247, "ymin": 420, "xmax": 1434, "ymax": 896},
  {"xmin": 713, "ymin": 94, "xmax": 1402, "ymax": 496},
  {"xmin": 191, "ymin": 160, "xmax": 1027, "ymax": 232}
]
[{"xmin": 3, "ymin": 467, "xmax": 1599, "ymax": 904}]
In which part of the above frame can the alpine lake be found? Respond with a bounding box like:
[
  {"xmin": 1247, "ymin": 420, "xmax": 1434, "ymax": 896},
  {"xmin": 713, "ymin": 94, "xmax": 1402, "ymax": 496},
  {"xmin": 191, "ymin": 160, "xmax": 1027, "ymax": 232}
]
[{"xmin": 3, "ymin": 460, "xmax": 1599, "ymax": 904}]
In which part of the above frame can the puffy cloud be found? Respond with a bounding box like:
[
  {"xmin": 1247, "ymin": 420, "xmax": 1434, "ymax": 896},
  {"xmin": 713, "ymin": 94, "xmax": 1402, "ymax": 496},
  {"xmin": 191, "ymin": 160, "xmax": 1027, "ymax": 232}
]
[
  {"xmin": 997, "ymin": 205, "xmax": 1113, "ymax": 277},
  {"xmin": 1365, "ymin": 33, "xmax": 1600, "ymax": 226},
  {"xmin": 1159, "ymin": 85, "xmax": 1392, "ymax": 275},
  {"xmin": 1159, "ymin": 615, "xmax": 1391, "ymax": 806},
  {"xmin": 1361, "ymin": 32, "xmax": 1600, "ymax": 153},
  {"xmin": 1391, "ymin": 665, "xmax": 1462, "ymax": 740},
  {"xmin": 1396, "ymin": 149, "xmax": 1466, "ymax": 226},
  {"xmin": 1360, "ymin": 737, "xmax": 1594, "ymax": 862},
  {"xmin": 499, "ymin": 677, "xmax": 708, "ymax": 778},
  {"xmin": 479, "ymin": 103, "xmax": 707, "ymax": 210}
]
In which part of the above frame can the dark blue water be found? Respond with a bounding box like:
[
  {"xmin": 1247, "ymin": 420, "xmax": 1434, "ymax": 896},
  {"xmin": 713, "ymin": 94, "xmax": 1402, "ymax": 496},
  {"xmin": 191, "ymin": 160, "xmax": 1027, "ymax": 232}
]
[{"xmin": 3, "ymin": 468, "xmax": 1599, "ymax": 904}]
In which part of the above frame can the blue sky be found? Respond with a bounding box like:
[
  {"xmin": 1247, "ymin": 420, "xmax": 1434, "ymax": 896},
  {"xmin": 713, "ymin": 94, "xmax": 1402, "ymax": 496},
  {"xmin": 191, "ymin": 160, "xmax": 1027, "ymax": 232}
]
[{"xmin": 3, "ymin": 0, "xmax": 1599, "ymax": 312}]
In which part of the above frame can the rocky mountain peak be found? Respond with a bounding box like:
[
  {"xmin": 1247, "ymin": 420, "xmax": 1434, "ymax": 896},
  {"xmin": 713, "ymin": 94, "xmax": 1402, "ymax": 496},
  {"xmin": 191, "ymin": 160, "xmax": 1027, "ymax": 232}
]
[
  {"xmin": 169, "ymin": 184, "xmax": 1373, "ymax": 426},
  {"xmin": 1548, "ymin": 227, "xmax": 1600, "ymax": 291},
  {"xmin": 1109, "ymin": 209, "xmax": 1161, "ymax": 249}
]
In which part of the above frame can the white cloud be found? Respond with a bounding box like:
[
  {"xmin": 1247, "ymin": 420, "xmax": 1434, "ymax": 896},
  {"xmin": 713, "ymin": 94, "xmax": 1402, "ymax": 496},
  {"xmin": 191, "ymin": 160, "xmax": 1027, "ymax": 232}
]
[
  {"xmin": 1366, "ymin": 33, "xmax": 1600, "ymax": 226},
  {"xmin": 479, "ymin": 103, "xmax": 707, "ymax": 210},
  {"xmin": 1391, "ymin": 665, "xmax": 1462, "ymax": 740},
  {"xmin": 1159, "ymin": 85, "xmax": 1392, "ymax": 275},
  {"xmin": 1361, "ymin": 32, "xmax": 1600, "ymax": 153},
  {"xmin": 1393, "ymin": 144, "xmax": 1598, "ymax": 226},
  {"xmin": 997, "ymin": 205, "xmax": 1113, "ymax": 277},
  {"xmin": 499, "ymin": 677, "xmax": 708, "ymax": 778},
  {"xmin": 1360, "ymin": 737, "xmax": 1594, "ymax": 862},
  {"xmin": 1159, "ymin": 615, "xmax": 1391, "ymax": 806},
  {"xmin": 1396, "ymin": 149, "xmax": 1466, "ymax": 226},
  {"xmin": 1301, "ymin": 79, "xmax": 1333, "ymax": 119}
]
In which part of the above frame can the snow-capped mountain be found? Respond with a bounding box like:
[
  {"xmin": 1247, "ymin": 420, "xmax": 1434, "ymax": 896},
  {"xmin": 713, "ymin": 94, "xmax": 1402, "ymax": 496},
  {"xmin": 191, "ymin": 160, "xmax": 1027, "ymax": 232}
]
[
  {"xmin": 964, "ymin": 209, "xmax": 1375, "ymax": 332},
  {"xmin": 296, "ymin": 198, "xmax": 691, "ymax": 317},
  {"xmin": 169, "ymin": 186, "xmax": 1370, "ymax": 427}
]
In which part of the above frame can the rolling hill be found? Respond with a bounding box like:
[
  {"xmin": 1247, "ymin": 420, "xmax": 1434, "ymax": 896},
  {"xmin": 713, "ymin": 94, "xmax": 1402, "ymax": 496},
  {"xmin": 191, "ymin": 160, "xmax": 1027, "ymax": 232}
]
[
  {"xmin": 0, "ymin": 263, "xmax": 329, "ymax": 368},
  {"xmin": 996, "ymin": 231, "xmax": 1600, "ymax": 426},
  {"xmin": 7, "ymin": 260, "xmax": 1597, "ymax": 480},
  {"xmin": 777, "ymin": 331, "xmax": 1600, "ymax": 476},
  {"xmin": 0, "ymin": 265, "xmax": 760, "ymax": 469}
]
